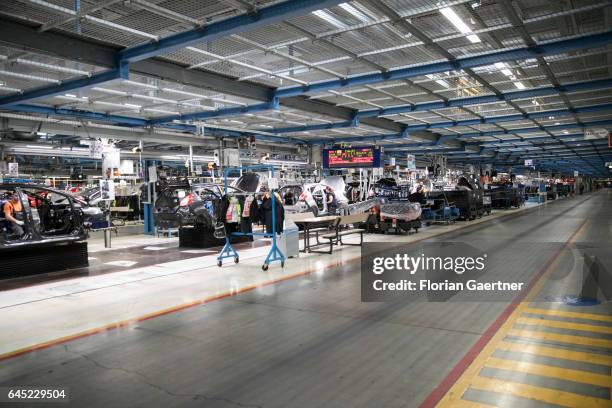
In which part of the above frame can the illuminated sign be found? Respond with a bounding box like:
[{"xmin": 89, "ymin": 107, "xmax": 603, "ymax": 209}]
[{"xmin": 323, "ymin": 147, "xmax": 381, "ymax": 168}]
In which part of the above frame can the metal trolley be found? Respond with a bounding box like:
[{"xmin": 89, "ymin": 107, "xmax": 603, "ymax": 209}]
[{"xmin": 216, "ymin": 165, "xmax": 285, "ymax": 271}]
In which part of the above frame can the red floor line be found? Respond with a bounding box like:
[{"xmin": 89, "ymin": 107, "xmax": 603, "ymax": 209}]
[{"xmin": 417, "ymin": 217, "xmax": 588, "ymax": 408}]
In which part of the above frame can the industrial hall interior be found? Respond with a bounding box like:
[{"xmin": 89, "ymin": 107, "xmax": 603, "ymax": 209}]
[{"xmin": 0, "ymin": 0, "xmax": 611, "ymax": 407}]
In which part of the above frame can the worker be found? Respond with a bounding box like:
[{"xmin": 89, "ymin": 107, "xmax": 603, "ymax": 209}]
[
  {"xmin": 325, "ymin": 186, "xmax": 337, "ymax": 215},
  {"xmin": 3, "ymin": 194, "xmax": 25, "ymax": 238}
]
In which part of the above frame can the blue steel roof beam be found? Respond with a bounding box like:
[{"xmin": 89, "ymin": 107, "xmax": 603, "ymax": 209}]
[
  {"xmin": 11, "ymin": 103, "xmax": 148, "ymax": 126},
  {"xmin": 277, "ymin": 79, "xmax": 612, "ymax": 136},
  {"xmin": 117, "ymin": 0, "xmax": 347, "ymax": 63},
  {"xmin": 319, "ymin": 118, "xmax": 612, "ymax": 149},
  {"xmin": 357, "ymin": 0, "xmax": 505, "ymax": 140},
  {"xmin": 274, "ymin": 30, "xmax": 612, "ymax": 98},
  {"xmin": 306, "ymin": 105, "xmax": 612, "ymax": 144},
  {"xmin": 268, "ymin": 120, "xmax": 355, "ymax": 134},
  {"xmin": 457, "ymin": 119, "xmax": 612, "ymax": 141},
  {"xmin": 0, "ymin": 61, "xmax": 129, "ymax": 107},
  {"xmin": 504, "ymin": 147, "xmax": 610, "ymax": 157},
  {"xmin": 458, "ymin": 0, "xmax": 541, "ymax": 143},
  {"xmin": 449, "ymin": 152, "xmax": 611, "ymax": 175},
  {"xmin": 276, "ymin": 21, "xmax": 424, "ymax": 111},
  {"xmin": 380, "ymin": 142, "xmax": 437, "ymax": 149},
  {"xmin": 498, "ymin": 0, "xmax": 584, "ymax": 126},
  {"xmin": 6, "ymin": 104, "xmax": 304, "ymax": 144},
  {"xmin": 464, "ymin": 133, "xmax": 587, "ymax": 145},
  {"xmin": 148, "ymin": 98, "xmax": 279, "ymax": 125},
  {"xmin": 472, "ymin": 0, "xmax": 564, "ymax": 149},
  {"xmin": 448, "ymin": 144, "xmax": 609, "ymax": 159},
  {"xmin": 487, "ymin": 147, "xmax": 609, "ymax": 157},
  {"xmin": 355, "ymin": 78, "xmax": 612, "ymax": 119},
  {"xmin": 444, "ymin": 153, "xmax": 605, "ymax": 165}
]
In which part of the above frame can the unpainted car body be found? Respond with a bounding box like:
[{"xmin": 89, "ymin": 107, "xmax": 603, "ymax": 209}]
[
  {"xmin": 154, "ymin": 182, "xmax": 244, "ymax": 229},
  {"xmin": 0, "ymin": 183, "xmax": 87, "ymax": 250},
  {"xmin": 281, "ymin": 177, "xmax": 348, "ymax": 216},
  {"xmin": 63, "ymin": 188, "xmax": 106, "ymax": 227}
]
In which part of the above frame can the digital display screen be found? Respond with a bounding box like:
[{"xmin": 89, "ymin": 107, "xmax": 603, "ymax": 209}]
[{"xmin": 323, "ymin": 147, "xmax": 381, "ymax": 168}]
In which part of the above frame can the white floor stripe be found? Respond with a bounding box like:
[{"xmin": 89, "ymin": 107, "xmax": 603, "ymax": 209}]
[{"xmin": 104, "ymin": 260, "xmax": 138, "ymax": 267}]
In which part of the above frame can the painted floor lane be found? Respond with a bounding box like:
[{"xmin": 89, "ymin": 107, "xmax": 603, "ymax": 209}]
[{"xmin": 431, "ymin": 193, "xmax": 612, "ymax": 408}]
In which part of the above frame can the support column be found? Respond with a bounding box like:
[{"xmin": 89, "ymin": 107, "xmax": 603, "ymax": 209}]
[{"xmin": 143, "ymin": 159, "xmax": 156, "ymax": 235}]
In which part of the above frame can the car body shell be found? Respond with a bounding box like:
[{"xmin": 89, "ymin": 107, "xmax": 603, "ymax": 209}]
[
  {"xmin": 280, "ymin": 177, "xmax": 348, "ymax": 216},
  {"xmin": 0, "ymin": 183, "xmax": 87, "ymax": 250},
  {"xmin": 154, "ymin": 183, "xmax": 244, "ymax": 229}
]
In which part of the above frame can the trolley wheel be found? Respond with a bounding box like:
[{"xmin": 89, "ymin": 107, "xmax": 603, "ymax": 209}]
[
  {"xmin": 262, "ymin": 264, "xmax": 269, "ymax": 271},
  {"xmin": 217, "ymin": 261, "xmax": 222, "ymax": 267},
  {"xmin": 234, "ymin": 257, "xmax": 239, "ymax": 264}
]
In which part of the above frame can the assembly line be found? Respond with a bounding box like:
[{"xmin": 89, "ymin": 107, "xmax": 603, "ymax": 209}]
[{"xmin": 0, "ymin": 1, "xmax": 611, "ymax": 407}]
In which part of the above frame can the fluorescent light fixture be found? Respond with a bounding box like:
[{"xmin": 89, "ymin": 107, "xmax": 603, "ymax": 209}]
[
  {"xmin": 123, "ymin": 80, "xmax": 157, "ymax": 89},
  {"xmin": 313, "ymin": 9, "xmax": 347, "ymax": 28},
  {"xmin": 0, "ymin": 70, "xmax": 59, "ymax": 83},
  {"xmin": 440, "ymin": 7, "xmax": 480, "ymax": 43},
  {"xmin": 143, "ymin": 108, "xmax": 180, "ymax": 115},
  {"xmin": 26, "ymin": 144, "xmax": 53, "ymax": 149},
  {"xmin": 339, "ymin": 2, "xmax": 371, "ymax": 23},
  {"xmin": 514, "ymin": 81, "xmax": 526, "ymax": 90},
  {"xmin": 435, "ymin": 79, "xmax": 450, "ymax": 88},
  {"xmin": 223, "ymin": 119, "xmax": 244, "ymax": 125},
  {"xmin": 494, "ymin": 62, "xmax": 513, "ymax": 76},
  {"xmin": 426, "ymin": 74, "xmax": 450, "ymax": 88},
  {"xmin": 91, "ymin": 87, "xmax": 127, "ymax": 96},
  {"xmin": 124, "ymin": 103, "xmax": 142, "ymax": 109},
  {"xmin": 64, "ymin": 93, "xmax": 77, "ymax": 98}
]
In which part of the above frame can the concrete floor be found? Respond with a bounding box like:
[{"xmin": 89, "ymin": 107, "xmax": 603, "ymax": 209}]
[{"xmin": 0, "ymin": 191, "xmax": 610, "ymax": 407}]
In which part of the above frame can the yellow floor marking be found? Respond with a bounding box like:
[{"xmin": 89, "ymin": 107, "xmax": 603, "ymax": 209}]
[
  {"xmin": 497, "ymin": 341, "xmax": 612, "ymax": 367},
  {"xmin": 525, "ymin": 308, "xmax": 612, "ymax": 323},
  {"xmin": 516, "ymin": 317, "xmax": 612, "ymax": 335},
  {"xmin": 447, "ymin": 400, "xmax": 495, "ymax": 408},
  {"xmin": 484, "ymin": 357, "xmax": 612, "ymax": 388},
  {"xmin": 468, "ymin": 376, "xmax": 610, "ymax": 408},
  {"xmin": 435, "ymin": 220, "xmax": 592, "ymax": 408},
  {"xmin": 507, "ymin": 329, "xmax": 612, "ymax": 349}
]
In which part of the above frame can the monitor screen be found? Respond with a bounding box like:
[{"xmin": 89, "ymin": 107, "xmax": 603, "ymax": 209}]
[{"xmin": 323, "ymin": 147, "xmax": 381, "ymax": 168}]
